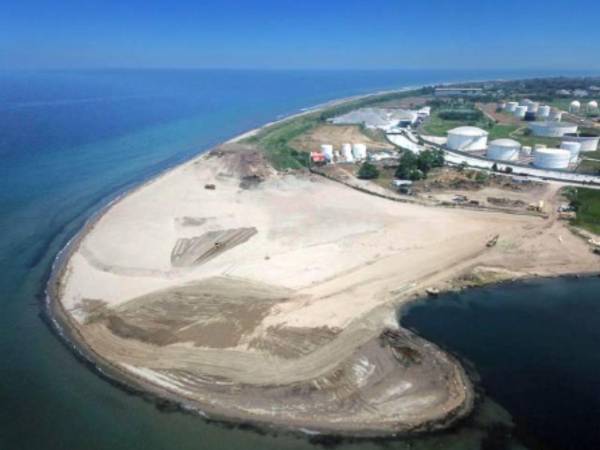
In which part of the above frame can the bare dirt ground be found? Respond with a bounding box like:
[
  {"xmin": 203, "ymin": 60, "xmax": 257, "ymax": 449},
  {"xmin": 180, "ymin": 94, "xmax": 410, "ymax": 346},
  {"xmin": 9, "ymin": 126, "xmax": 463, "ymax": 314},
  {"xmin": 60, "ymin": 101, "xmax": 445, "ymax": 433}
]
[
  {"xmin": 477, "ymin": 102, "xmax": 523, "ymax": 125},
  {"xmin": 54, "ymin": 139, "xmax": 600, "ymax": 435},
  {"xmin": 290, "ymin": 124, "xmax": 393, "ymax": 153}
]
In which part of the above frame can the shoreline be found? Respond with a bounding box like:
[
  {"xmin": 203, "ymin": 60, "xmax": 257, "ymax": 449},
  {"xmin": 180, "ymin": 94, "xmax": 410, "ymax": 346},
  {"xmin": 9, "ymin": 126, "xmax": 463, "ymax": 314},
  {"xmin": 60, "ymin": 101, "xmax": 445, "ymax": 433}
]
[{"xmin": 44, "ymin": 82, "xmax": 599, "ymax": 437}]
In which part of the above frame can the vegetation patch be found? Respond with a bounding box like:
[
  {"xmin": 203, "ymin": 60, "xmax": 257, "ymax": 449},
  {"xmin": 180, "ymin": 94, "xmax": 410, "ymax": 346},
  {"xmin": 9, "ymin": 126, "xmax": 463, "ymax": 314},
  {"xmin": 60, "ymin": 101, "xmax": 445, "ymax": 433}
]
[
  {"xmin": 357, "ymin": 162, "xmax": 380, "ymax": 179},
  {"xmin": 395, "ymin": 149, "xmax": 445, "ymax": 181},
  {"xmin": 565, "ymin": 187, "xmax": 600, "ymax": 235},
  {"xmin": 245, "ymin": 88, "xmax": 428, "ymax": 170}
]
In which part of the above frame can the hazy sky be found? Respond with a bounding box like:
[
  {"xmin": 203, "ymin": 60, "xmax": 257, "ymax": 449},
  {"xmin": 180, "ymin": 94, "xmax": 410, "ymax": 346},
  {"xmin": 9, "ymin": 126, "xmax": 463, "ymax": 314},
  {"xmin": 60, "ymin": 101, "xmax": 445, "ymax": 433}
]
[{"xmin": 2, "ymin": 0, "xmax": 599, "ymax": 70}]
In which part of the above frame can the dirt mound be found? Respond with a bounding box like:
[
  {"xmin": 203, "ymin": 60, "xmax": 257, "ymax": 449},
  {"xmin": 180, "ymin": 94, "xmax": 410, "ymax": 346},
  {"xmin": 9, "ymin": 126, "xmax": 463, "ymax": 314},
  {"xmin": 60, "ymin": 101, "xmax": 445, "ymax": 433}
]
[{"xmin": 86, "ymin": 277, "xmax": 290, "ymax": 348}]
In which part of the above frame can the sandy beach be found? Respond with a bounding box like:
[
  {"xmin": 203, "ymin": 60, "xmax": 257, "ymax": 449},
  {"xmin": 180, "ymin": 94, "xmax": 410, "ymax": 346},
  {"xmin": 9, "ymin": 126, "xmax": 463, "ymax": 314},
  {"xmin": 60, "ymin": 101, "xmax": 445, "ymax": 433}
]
[{"xmin": 49, "ymin": 97, "xmax": 600, "ymax": 436}]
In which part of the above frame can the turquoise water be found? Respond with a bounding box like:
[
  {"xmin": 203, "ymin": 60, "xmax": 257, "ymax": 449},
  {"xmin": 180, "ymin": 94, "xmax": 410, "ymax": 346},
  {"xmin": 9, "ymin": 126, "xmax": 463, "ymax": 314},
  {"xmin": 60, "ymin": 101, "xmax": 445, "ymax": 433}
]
[{"xmin": 0, "ymin": 69, "xmax": 596, "ymax": 450}]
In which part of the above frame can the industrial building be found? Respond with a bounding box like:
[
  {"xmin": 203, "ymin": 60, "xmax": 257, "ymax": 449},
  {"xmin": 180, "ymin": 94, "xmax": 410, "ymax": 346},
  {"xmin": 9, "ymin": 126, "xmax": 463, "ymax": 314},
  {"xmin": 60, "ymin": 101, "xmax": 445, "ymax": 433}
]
[
  {"xmin": 533, "ymin": 148, "xmax": 571, "ymax": 169},
  {"xmin": 505, "ymin": 102, "xmax": 518, "ymax": 112},
  {"xmin": 446, "ymin": 126, "xmax": 488, "ymax": 152},
  {"xmin": 486, "ymin": 139, "xmax": 521, "ymax": 161},
  {"xmin": 529, "ymin": 121, "xmax": 578, "ymax": 137},
  {"xmin": 330, "ymin": 108, "xmax": 418, "ymax": 132}
]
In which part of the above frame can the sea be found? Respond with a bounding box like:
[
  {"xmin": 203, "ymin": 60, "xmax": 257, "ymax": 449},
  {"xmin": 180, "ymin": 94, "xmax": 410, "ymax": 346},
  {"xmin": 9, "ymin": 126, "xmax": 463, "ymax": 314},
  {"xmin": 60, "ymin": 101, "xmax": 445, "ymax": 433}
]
[{"xmin": 1, "ymin": 69, "xmax": 599, "ymax": 450}]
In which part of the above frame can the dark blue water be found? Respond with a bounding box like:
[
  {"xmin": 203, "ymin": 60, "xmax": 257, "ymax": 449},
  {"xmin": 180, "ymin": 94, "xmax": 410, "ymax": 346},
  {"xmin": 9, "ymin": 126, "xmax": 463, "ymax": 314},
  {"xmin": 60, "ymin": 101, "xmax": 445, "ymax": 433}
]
[
  {"xmin": 1, "ymin": 69, "xmax": 597, "ymax": 450},
  {"xmin": 402, "ymin": 278, "xmax": 600, "ymax": 450}
]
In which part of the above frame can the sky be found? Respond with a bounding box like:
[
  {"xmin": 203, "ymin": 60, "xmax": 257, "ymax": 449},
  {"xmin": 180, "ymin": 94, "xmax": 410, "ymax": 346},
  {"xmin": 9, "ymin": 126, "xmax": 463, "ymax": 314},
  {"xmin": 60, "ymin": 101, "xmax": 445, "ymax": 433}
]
[{"xmin": 1, "ymin": 0, "xmax": 600, "ymax": 70}]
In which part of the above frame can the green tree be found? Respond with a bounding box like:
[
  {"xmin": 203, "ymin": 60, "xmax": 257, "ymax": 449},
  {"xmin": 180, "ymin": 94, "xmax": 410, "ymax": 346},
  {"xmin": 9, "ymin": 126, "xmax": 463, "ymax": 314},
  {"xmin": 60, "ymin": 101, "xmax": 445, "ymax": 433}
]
[
  {"xmin": 395, "ymin": 151, "xmax": 418, "ymax": 179},
  {"xmin": 357, "ymin": 162, "xmax": 380, "ymax": 180}
]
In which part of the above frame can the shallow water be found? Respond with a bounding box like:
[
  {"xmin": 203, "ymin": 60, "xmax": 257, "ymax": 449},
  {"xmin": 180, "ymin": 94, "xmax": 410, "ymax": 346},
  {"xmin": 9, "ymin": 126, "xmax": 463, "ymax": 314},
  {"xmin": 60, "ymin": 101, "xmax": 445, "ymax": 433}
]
[{"xmin": 0, "ymin": 68, "xmax": 595, "ymax": 449}]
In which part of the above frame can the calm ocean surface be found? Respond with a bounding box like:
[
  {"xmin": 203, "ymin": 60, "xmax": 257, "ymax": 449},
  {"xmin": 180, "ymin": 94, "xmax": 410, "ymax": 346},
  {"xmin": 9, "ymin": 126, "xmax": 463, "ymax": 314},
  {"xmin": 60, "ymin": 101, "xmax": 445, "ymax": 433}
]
[{"xmin": 1, "ymin": 69, "xmax": 598, "ymax": 450}]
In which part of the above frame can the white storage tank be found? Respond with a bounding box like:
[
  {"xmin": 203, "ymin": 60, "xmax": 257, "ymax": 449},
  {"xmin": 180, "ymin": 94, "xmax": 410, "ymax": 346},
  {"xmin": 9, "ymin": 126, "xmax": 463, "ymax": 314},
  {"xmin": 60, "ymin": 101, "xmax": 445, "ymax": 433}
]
[
  {"xmin": 533, "ymin": 148, "xmax": 571, "ymax": 169},
  {"xmin": 562, "ymin": 133, "xmax": 600, "ymax": 152},
  {"xmin": 447, "ymin": 126, "xmax": 489, "ymax": 151},
  {"xmin": 548, "ymin": 109, "xmax": 563, "ymax": 121},
  {"xmin": 537, "ymin": 105, "xmax": 551, "ymax": 118},
  {"xmin": 520, "ymin": 99, "xmax": 533, "ymax": 107},
  {"xmin": 588, "ymin": 100, "xmax": 598, "ymax": 112},
  {"xmin": 342, "ymin": 144, "xmax": 354, "ymax": 162},
  {"xmin": 505, "ymin": 102, "xmax": 519, "ymax": 112},
  {"xmin": 487, "ymin": 139, "xmax": 521, "ymax": 161},
  {"xmin": 527, "ymin": 102, "xmax": 540, "ymax": 113},
  {"xmin": 529, "ymin": 121, "xmax": 578, "ymax": 137},
  {"xmin": 569, "ymin": 100, "xmax": 581, "ymax": 113},
  {"xmin": 514, "ymin": 106, "xmax": 528, "ymax": 118},
  {"xmin": 560, "ymin": 141, "xmax": 581, "ymax": 163},
  {"xmin": 352, "ymin": 143, "xmax": 367, "ymax": 160},
  {"xmin": 320, "ymin": 144, "xmax": 334, "ymax": 161}
]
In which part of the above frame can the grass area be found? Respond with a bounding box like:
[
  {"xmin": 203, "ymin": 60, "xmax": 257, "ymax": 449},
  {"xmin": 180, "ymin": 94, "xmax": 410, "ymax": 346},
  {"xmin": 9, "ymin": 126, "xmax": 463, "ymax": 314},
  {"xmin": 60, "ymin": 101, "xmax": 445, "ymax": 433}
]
[
  {"xmin": 547, "ymin": 99, "xmax": 575, "ymax": 112},
  {"xmin": 244, "ymin": 113, "xmax": 319, "ymax": 170},
  {"xmin": 421, "ymin": 110, "xmax": 491, "ymax": 136},
  {"xmin": 565, "ymin": 187, "xmax": 600, "ymax": 235},
  {"xmin": 244, "ymin": 88, "xmax": 426, "ymax": 170},
  {"xmin": 577, "ymin": 159, "xmax": 600, "ymax": 175},
  {"xmin": 422, "ymin": 111, "xmax": 561, "ymax": 147}
]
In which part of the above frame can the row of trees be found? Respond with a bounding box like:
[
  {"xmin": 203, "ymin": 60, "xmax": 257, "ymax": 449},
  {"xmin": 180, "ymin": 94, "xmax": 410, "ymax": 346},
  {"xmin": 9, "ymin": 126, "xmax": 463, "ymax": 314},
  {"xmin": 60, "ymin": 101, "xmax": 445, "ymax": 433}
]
[{"xmin": 395, "ymin": 149, "xmax": 445, "ymax": 181}]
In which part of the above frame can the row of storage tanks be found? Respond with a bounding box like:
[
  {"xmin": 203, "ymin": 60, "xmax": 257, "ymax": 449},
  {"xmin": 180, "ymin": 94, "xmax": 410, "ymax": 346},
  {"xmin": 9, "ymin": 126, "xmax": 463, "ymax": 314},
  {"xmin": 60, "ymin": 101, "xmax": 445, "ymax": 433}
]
[
  {"xmin": 503, "ymin": 100, "xmax": 562, "ymax": 121},
  {"xmin": 320, "ymin": 143, "xmax": 367, "ymax": 162},
  {"xmin": 447, "ymin": 125, "xmax": 598, "ymax": 170},
  {"xmin": 569, "ymin": 100, "xmax": 598, "ymax": 114},
  {"xmin": 486, "ymin": 138, "xmax": 582, "ymax": 169}
]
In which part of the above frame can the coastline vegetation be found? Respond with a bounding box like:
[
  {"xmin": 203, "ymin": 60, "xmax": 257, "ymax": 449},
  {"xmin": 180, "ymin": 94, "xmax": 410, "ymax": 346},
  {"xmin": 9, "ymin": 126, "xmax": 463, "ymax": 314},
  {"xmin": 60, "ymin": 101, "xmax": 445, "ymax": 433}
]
[{"xmin": 244, "ymin": 88, "xmax": 428, "ymax": 170}]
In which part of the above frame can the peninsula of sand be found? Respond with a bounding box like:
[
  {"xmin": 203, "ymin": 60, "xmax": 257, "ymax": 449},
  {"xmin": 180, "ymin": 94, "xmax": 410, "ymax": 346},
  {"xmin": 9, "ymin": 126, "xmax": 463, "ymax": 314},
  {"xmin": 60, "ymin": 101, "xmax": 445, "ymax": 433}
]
[{"xmin": 50, "ymin": 96, "xmax": 600, "ymax": 436}]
